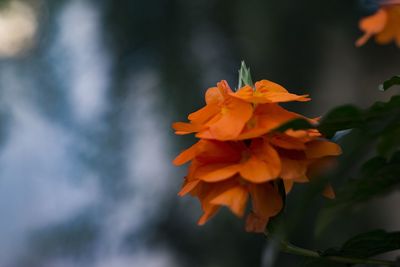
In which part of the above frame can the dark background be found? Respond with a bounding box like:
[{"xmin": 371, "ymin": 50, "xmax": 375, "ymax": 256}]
[{"xmin": 0, "ymin": 0, "xmax": 398, "ymax": 266}]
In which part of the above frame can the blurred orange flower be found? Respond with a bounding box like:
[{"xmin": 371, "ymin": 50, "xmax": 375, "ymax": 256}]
[
  {"xmin": 173, "ymin": 77, "xmax": 342, "ymax": 233},
  {"xmin": 356, "ymin": 3, "xmax": 400, "ymax": 47}
]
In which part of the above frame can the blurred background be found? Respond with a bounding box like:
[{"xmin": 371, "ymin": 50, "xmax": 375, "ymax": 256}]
[{"xmin": 0, "ymin": 0, "xmax": 398, "ymax": 266}]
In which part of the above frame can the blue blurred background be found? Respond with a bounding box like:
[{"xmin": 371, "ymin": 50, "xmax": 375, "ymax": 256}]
[{"xmin": 0, "ymin": 0, "xmax": 399, "ymax": 266}]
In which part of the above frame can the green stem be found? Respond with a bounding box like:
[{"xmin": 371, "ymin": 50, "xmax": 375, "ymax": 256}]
[{"xmin": 280, "ymin": 241, "xmax": 395, "ymax": 266}]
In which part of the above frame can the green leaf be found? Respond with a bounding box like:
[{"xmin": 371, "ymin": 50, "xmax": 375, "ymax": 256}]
[
  {"xmin": 316, "ymin": 152, "xmax": 400, "ymax": 234},
  {"xmin": 378, "ymin": 125, "xmax": 400, "ymax": 158},
  {"xmin": 322, "ymin": 230, "xmax": 400, "ymax": 258},
  {"xmin": 318, "ymin": 105, "xmax": 363, "ymax": 138},
  {"xmin": 238, "ymin": 61, "xmax": 254, "ymax": 88},
  {"xmin": 379, "ymin": 75, "xmax": 400, "ymax": 91},
  {"xmin": 334, "ymin": 152, "xmax": 400, "ymax": 204},
  {"xmin": 318, "ymin": 96, "xmax": 400, "ymax": 138}
]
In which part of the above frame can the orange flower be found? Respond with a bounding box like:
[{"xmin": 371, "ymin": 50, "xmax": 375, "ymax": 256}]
[
  {"xmin": 173, "ymin": 134, "xmax": 341, "ymax": 232},
  {"xmin": 173, "ymin": 80, "xmax": 313, "ymax": 141},
  {"xmin": 356, "ymin": 3, "xmax": 400, "ymax": 47},
  {"xmin": 173, "ymin": 73, "xmax": 342, "ymax": 233}
]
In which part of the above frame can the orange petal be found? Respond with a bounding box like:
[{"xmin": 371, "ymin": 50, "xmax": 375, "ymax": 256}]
[
  {"xmin": 279, "ymin": 157, "xmax": 308, "ymax": 180},
  {"xmin": 195, "ymin": 163, "xmax": 241, "ymax": 182},
  {"xmin": 173, "ymin": 140, "xmax": 204, "ymax": 166},
  {"xmin": 232, "ymin": 80, "xmax": 310, "ymax": 104},
  {"xmin": 205, "ymin": 80, "xmax": 233, "ymax": 104},
  {"xmin": 188, "ymin": 103, "xmax": 220, "ymax": 124},
  {"xmin": 172, "ymin": 122, "xmax": 204, "ymax": 135},
  {"xmin": 195, "ymin": 140, "xmax": 242, "ymax": 164},
  {"xmin": 198, "ymin": 205, "xmax": 220, "ymax": 225},
  {"xmin": 210, "ymin": 185, "xmax": 249, "ymax": 217},
  {"xmin": 178, "ymin": 179, "xmax": 201, "ymax": 196},
  {"xmin": 229, "ymin": 85, "xmax": 254, "ymax": 100},
  {"xmin": 245, "ymin": 212, "xmax": 268, "ymax": 233},
  {"xmin": 322, "ymin": 183, "xmax": 336, "ymax": 199},
  {"xmin": 208, "ymin": 97, "xmax": 253, "ymax": 140},
  {"xmin": 249, "ymin": 183, "xmax": 283, "ymax": 219},
  {"xmin": 305, "ymin": 140, "xmax": 342, "ymax": 159},
  {"xmin": 375, "ymin": 6, "xmax": 400, "ymax": 45},
  {"xmin": 195, "ymin": 129, "xmax": 214, "ymax": 139},
  {"xmin": 283, "ymin": 180, "xmax": 294, "ymax": 194},
  {"xmin": 239, "ymin": 156, "xmax": 279, "ymax": 183},
  {"xmin": 255, "ymin": 92, "xmax": 310, "ymax": 103},
  {"xmin": 235, "ymin": 104, "xmax": 303, "ymax": 140},
  {"xmin": 205, "ymin": 87, "xmax": 224, "ymax": 105},
  {"xmin": 217, "ymin": 80, "xmax": 234, "ymax": 93},
  {"xmin": 196, "ymin": 178, "xmax": 239, "ymax": 224},
  {"xmin": 270, "ymin": 134, "xmax": 306, "ymax": 150},
  {"xmin": 255, "ymin": 80, "xmax": 288, "ymax": 93},
  {"xmin": 249, "ymin": 139, "xmax": 281, "ymax": 180},
  {"xmin": 356, "ymin": 8, "xmax": 388, "ymax": 47}
]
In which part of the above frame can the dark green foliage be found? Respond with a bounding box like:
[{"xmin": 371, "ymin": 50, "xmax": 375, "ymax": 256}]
[
  {"xmin": 274, "ymin": 118, "xmax": 314, "ymax": 133},
  {"xmin": 328, "ymin": 152, "xmax": 400, "ymax": 206},
  {"xmin": 275, "ymin": 77, "xmax": 400, "ymax": 265},
  {"xmin": 318, "ymin": 105, "xmax": 363, "ymax": 138},
  {"xmin": 379, "ymin": 76, "xmax": 400, "ymax": 91},
  {"xmin": 275, "ymin": 96, "xmax": 400, "ymax": 141},
  {"xmin": 322, "ymin": 230, "xmax": 400, "ymax": 258},
  {"xmin": 317, "ymin": 152, "xmax": 400, "ymax": 236},
  {"xmin": 318, "ymin": 96, "xmax": 400, "ymax": 138}
]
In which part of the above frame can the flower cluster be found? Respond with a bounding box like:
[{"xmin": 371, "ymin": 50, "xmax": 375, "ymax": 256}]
[
  {"xmin": 356, "ymin": 1, "xmax": 400, "ymax": 47},
  {"xmin": 173, "ymin": 79, "xmax": 341, "ymax": 233}
]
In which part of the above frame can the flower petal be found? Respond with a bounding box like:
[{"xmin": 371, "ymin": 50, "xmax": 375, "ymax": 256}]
[
  {"xmin": 208, "ymin": 97, "xmax": 253, "ymax": 140},
  {"xmin": 196, "ymin": 163, "xmax": 241, "ymax": 182},
  {"xmin": 172, "ymin": 122, "xmax": 204, "ymax": 135},
  {"xmin": 239, "ymin": 156, "xmax": 279, "ymax": 183},
  {"xmin": 173, "ymin": 140, "xmax": 204, "ymax": 166},
  {"xmin": 356, "ymin": 8, "xmax": 388, "ymax": 47},
  {"xmin": 229, "ymin": 85, "xmax": 254, "ymax": 100},
  {"xmin": 270, "ymin": 134, "xmax": 306, "ymax": 150},
  {"xmin": 210, "ymin": 184, "xmax": 249, "ymax": 217},
  {"xmin": 322, "ymin": 184, "xmax": 336, "ymax": 199},
  {"xmin": 256, "ymin": 80, "xmax": 288, "ymax": 93},
  {"xmin": 245, "ymin": 212, "xmax": 268, "ymax": 233},
  {"xmin": 249, "ymin": 183, "xmax": 283, "ymax": 219},
  {"xmin": 248, "ymin": 139, "xmax": 281, "ymax": 182},
  {"xmin": 188, "ymin": 103, "xmax": 219, "ymax": 124},
  {"xmin": 231, "ymin": 80, "xmax": 310, "ymax": 103},
  {"xmin": 375, "ymin": 6, "xmax": 400, "ymax": 45},
  {"xmin": 198, "ymin": 205, "xmax": 220, "ymax": 225},
  {"xmin": 256, "ymin": 92, "xmax": 310, "ymax": 103},
  {"xmin": 283, "ymin": 180, "xmax": 294, "ymax": 194},
  {"xmin": 279, "ymin": 157, "xmax": 308, "ymax": 180},
  {"xmin": 178, "ymin": 179, "xmax": 201, "ymax": 196},
  {"xmin": 305, "ymin": 140, "xmax": 342, "ymax": 159}
]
